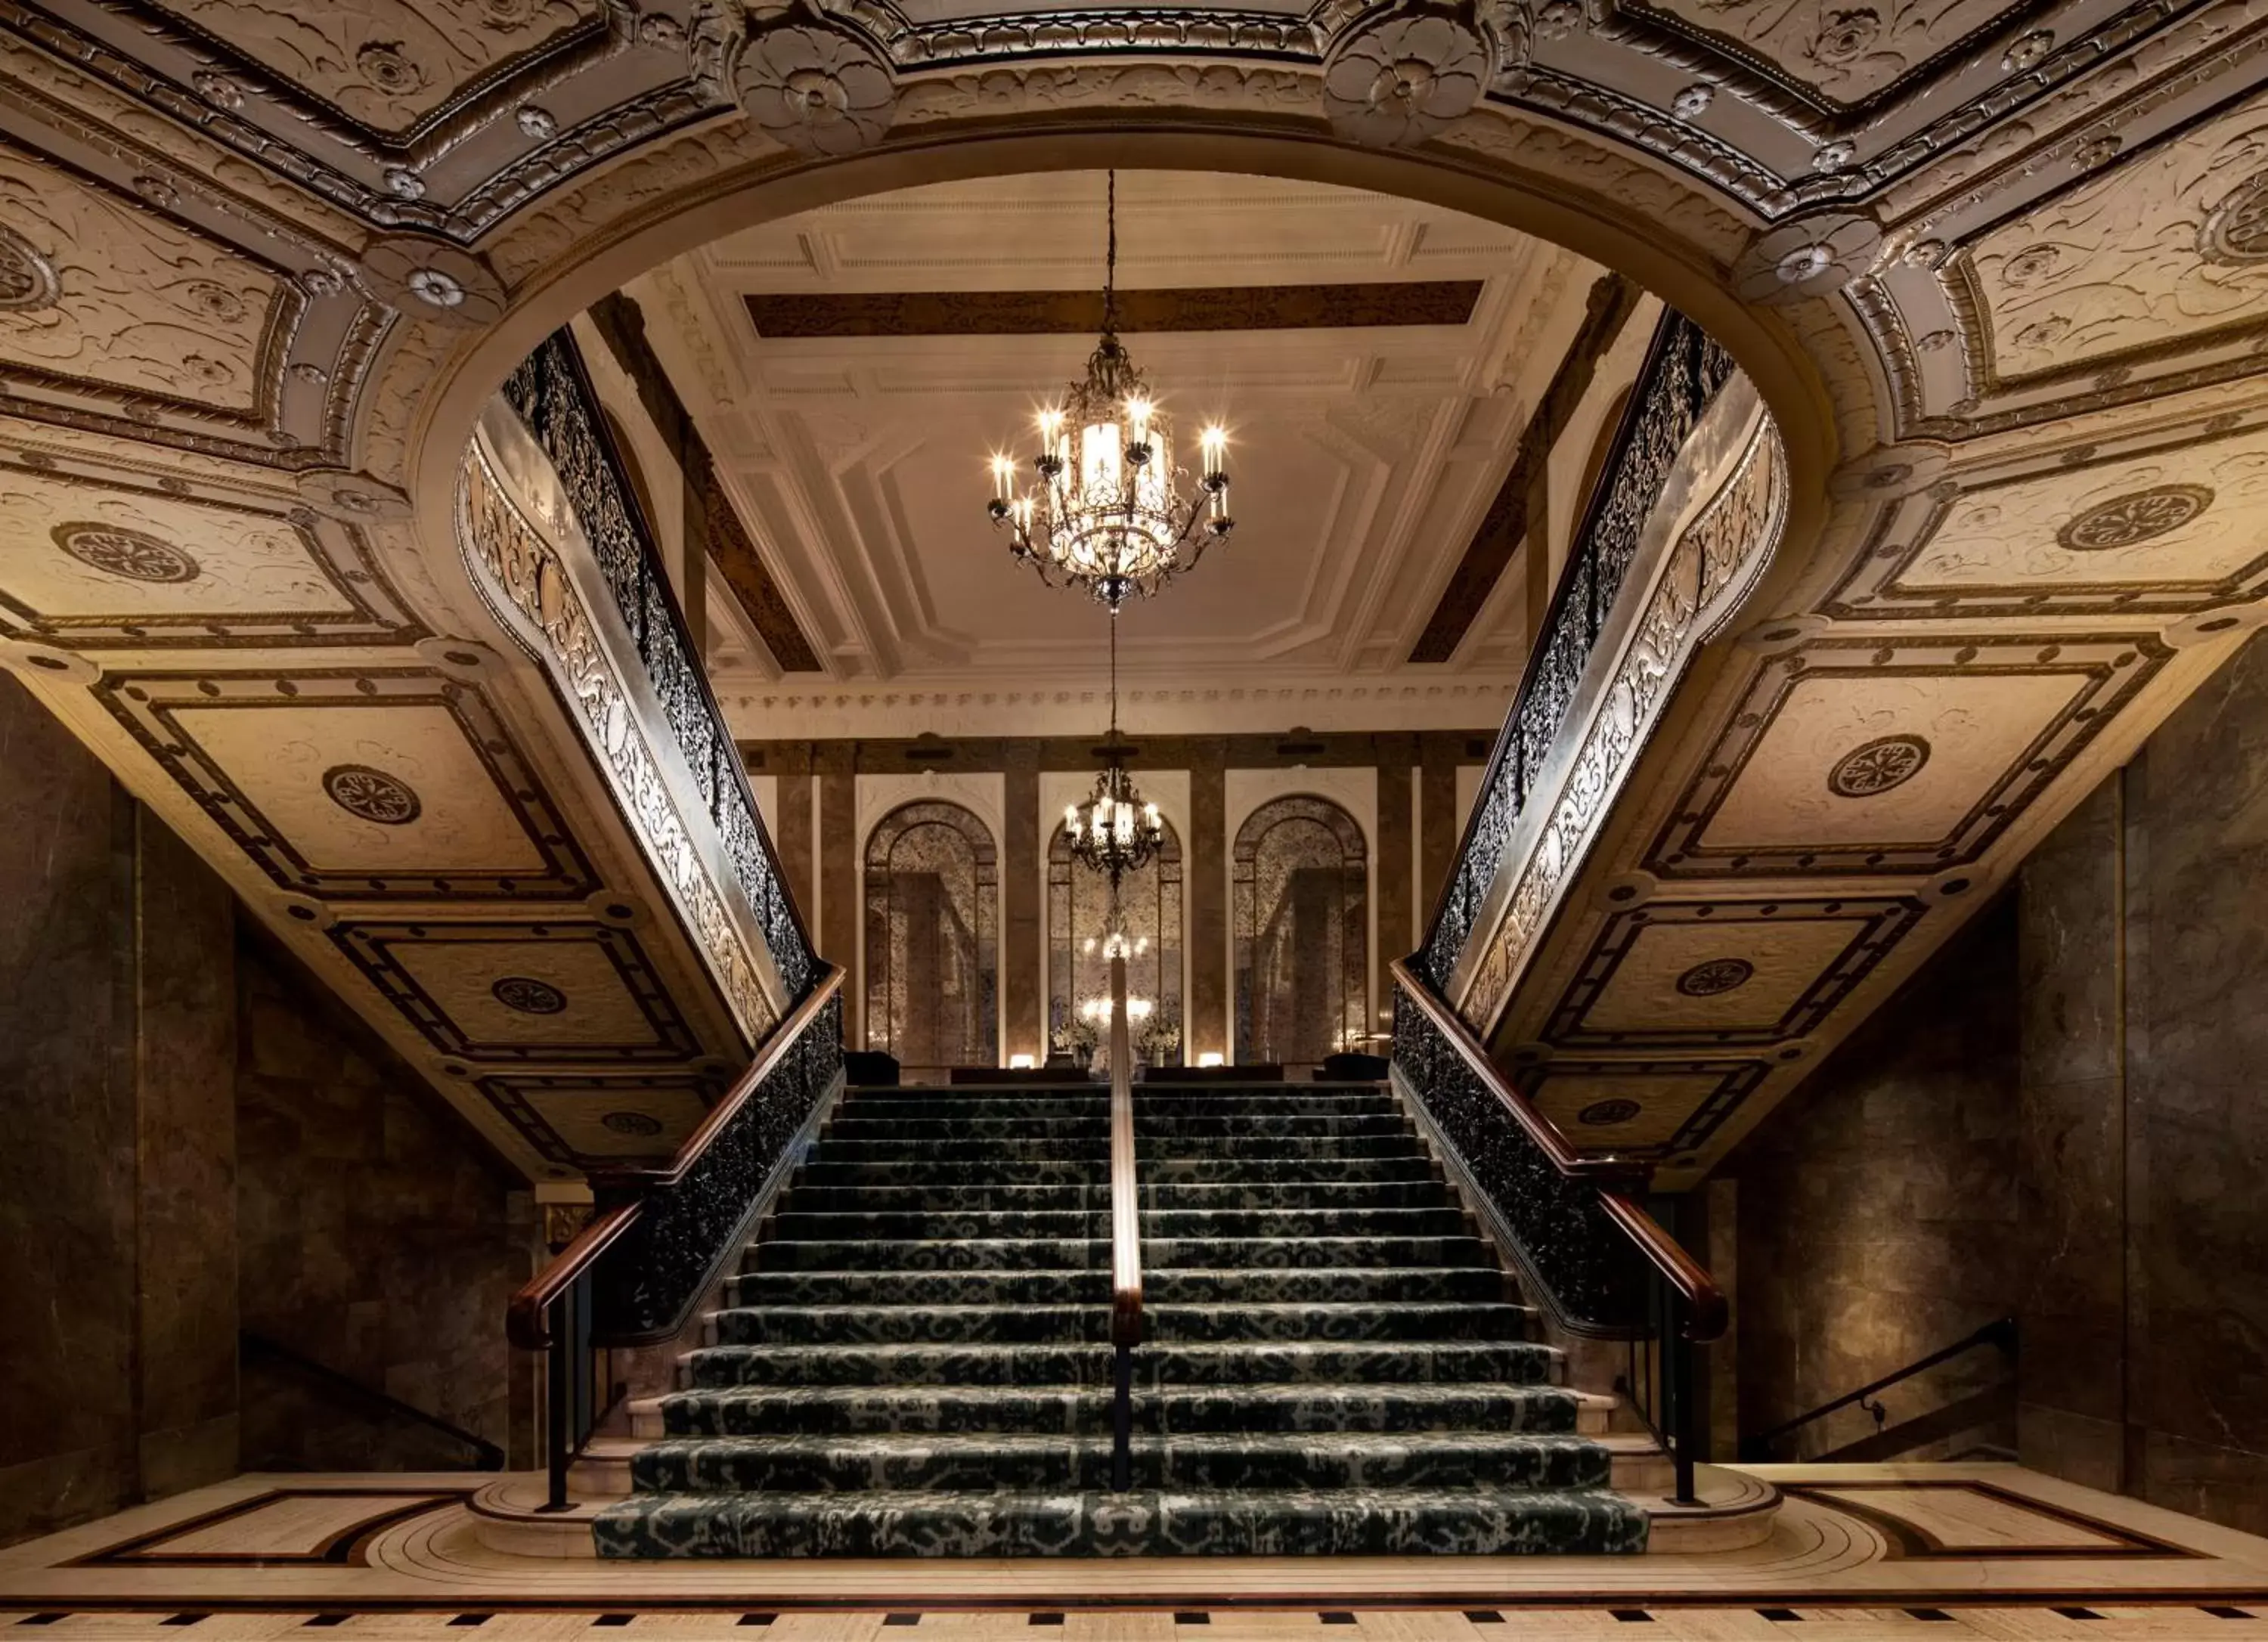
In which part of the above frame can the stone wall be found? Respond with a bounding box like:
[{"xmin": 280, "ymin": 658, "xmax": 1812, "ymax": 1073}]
[
  {"xmin": 0, "ymin": 674, "xmax": 536, "ymax": 1548},
  {"xmin": 1727, "ymin": 898, "xmax": 2022, "ymax": 1464},
  {"xmin": 0, "ymin": 674, "xmax": 238, "ymax": 1546},
  {"xmin": 236, "ymin": 931, "xmax": 540, "ymax": 1473},
  {"xmin": 1727, "ymin": 629, "xmax": 2268, "ymax": 1535}
]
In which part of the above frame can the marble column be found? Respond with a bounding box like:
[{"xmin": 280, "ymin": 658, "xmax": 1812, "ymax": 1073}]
[
  {"xmin": 1375, "ymin": 738, "xmax": 1414, "ymax": 964},
  {"xmin": 775, "ymin": 760, "xmax": 816, "ymax": 934},
  {"xmin": 816, "ymin": 745, "xmax": 859, "ymax": 1046},
  {"xmin": 1418, "ymin": 735, "xmax": 1459, "ymax": 933},
  {"xmin": 1187, "ymin": 741, "xmax": 1228, "ymax": 1063},
  {"xmin": 1002, "ymin": 743, "xmax": 1041, "ymax": 1064}
]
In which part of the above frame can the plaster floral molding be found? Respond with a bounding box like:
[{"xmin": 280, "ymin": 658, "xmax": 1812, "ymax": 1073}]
[
  {"xmin": 1319, "ymin": 2, "xmax": 1498, "ymax": 147},
  {"xmin": 734, "ymin": 10, "xmax": 900, "ymax": 156},
  {"xmin": 459, "ymin": 412, "xmax": 782, "ymax": 1049},
  {"xmin": 1454, "ymin": 387, "xmax": 1787, "ymax": 1036},
  {"xmin": 358, "ymin": 235, "xmax": 508, "ymax": 327}
]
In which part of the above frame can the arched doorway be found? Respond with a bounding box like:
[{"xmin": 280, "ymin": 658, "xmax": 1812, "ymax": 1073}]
[
  {"xmin": 863, "ymin": 800, "xmax": 999, "ymax": 1070},
  {"xmin": 1233, "ymin": 795, "xmax": 1368, "ymax": 1068}
]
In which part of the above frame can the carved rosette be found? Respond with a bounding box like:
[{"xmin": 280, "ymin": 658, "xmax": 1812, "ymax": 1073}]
[
  {"xmin": 734, "ymin": 14, "xmax": 900, "ymax": 157},
  {"xmin": 1321, "ymin": 2, "xmax": 1497, "ymax": 148},
  {"xmin": 1734, "ymin": 213, "xmax": 1884, "ymax": 305},
  {"xmin": 358, "ymin": 236, "xmax": 508, "ymax": 328}
]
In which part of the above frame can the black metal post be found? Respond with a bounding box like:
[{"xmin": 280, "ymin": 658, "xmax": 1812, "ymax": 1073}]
[
  {"xmin": 544, "ymin": 1288, "xmax": 571, "ymax": 1512},
  {"xmin": 1669, "ymin": 1293, "xmax": 1699, "ymax": 1505},
  {"xmin": 1111, "ymin": 1342, "xmax": 1133, "ymax": 1492}
]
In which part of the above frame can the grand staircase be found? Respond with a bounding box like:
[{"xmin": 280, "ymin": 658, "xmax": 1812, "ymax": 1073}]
[{"xmin": 593, "ymin": 1076, "xmax": 1648, "ymax": 1557}]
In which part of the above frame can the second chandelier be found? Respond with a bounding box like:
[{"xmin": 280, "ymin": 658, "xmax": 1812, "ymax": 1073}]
[{"xmin": 987, "ymin": 172, "xmax": 1235, "ymax": 611}]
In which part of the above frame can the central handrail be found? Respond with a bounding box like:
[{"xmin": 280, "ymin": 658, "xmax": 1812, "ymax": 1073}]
[
  {"xmin": 1390, "ymin": 958, "xmax": 1726, "ymax": 1343},
  {"xmin": 507, "ymin": 962, "xmax": 845, "ymax": 1352},
  {"xmin": 1106, "ymin": 949, "xmax": 1142, "ymax": 1490}
]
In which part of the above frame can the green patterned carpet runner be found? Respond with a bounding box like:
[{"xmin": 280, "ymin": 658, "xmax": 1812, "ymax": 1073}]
[{"xmin": 593, "ymin": 1079, "xmax": 1646, "ymax": 1557}]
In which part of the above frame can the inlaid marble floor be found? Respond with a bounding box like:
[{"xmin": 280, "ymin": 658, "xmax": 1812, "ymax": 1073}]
[{"xmin": 3, "ymin": 1464, "xmax": 2263, "ymax": 1639}]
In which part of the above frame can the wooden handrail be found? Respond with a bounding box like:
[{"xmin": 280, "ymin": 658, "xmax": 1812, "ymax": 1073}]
[
  {"xmin": 1107, "ymin": 951, "xmax": 1142, "ymax": 1349},
  {"xmin": 504, "ymin": 962, "xmax": 845, "ymax": 1350},
  {"xmin": 586, "ymin": 965, "xmax": 844, "ymax": 1191},
  {"xmin": 1389, "ymin": 959, "xmax": 1647, "ymax": 1187},
  {"xmin": 1389, "ymin": 957, "xmax": 1727, "ymax": 1343},
  {"xmin": 507, "ymin": 1200, "xmax": 643, "ymax": 1351}
]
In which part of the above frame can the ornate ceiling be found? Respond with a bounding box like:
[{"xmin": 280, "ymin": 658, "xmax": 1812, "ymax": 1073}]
[
  {"xmin": 622, "ymin": 169, "xmax": 1622, "ymax": 738},
  {"xmin": 0, "ymin": 0, "xmax": 2258, "ymax": 1185}
]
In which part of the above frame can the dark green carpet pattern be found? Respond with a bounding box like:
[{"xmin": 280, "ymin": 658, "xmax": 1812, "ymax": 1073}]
[{"xmin": 593, "ymin": 1080, "xmax": 1647, "ymax": 1557}]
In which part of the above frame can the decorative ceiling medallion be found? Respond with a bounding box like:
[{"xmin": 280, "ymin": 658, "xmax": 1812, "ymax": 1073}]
[
  {"xmin": 0, "ymin": 225, "xmax": 60, "ymax": 313},
  {"xmin": 323, "ymin": 763, "xmax": 423, "ymax": 825},
  {"xmin": 2200, "ymin": 173, "xmax": 2268, "ymax": 265},
  {"xmin": 1321, "ymin": 2, "xmax": 1495, "ymax": 149},
  {"xmin": 357, "ymin": 237, "xmax": 506, "ymax": 328},
  {"xmin": 1827, "ymin": 733, "xmax": 1931, "ymax": 798},
  {"xmin": 493, "ymin": 975, "xmax": 569, "ymax": 1015},
  {"xmin": 52, "ymin": 523, "xmax": 200, "ymax": 584},
  {"xmin": 1675, "ymin": 957, "xmax": 1755, "ymax": 996},
  {"xmin": 2056, "ymin": 485, "xmax": 2214, "ymax": 552},
  {"xmin": 1578, "ymin": 1098, "xmax": 1641, "ymax": 1126},
  {"xmin": 1734, "ymin": 214, "xmax": 1883, "ymax": 305},
  {"xmin": 602, "ymin": 1110, "xmax": 664, "ymax": 1136},
  {"xmin": 733, "ymin": 15, "xmax": 898, "ymax": 156}
]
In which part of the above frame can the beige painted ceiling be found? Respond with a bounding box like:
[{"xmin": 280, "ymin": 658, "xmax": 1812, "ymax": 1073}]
[{"xmin": 631, "ymin": 172, "xmax": 1622, "ymax": 736}]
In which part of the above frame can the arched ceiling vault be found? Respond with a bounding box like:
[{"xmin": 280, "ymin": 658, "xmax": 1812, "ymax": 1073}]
[{"xmin": 0, "ymin": 0, "xmax": 2260, "ymax": 1181}]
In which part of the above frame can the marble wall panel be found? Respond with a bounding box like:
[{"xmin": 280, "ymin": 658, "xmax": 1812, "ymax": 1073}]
[
  {"xmin": 0, "ymin": 674, "xmax": 138, "ymax": 1547},
  {"xmin": 235, "ymin": 931, "xmax": 538, "ymax": 1472},
  {"xmin": 1730, "ymin": 898, "xmax": 2023, "ymax": 1463}
]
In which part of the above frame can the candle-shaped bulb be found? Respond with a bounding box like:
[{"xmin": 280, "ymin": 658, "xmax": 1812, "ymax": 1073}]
[
  {"xmin": 1201, "ymin": 426, "xmax": 1227, "ymax": 479},
  {"xmin": 991, "ymin": 454, "xmax": 1015, "ymax": 503}
]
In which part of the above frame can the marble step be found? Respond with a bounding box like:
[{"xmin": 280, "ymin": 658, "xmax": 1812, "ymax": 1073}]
[
  {"xmin": 775, "ymin": 1179, "xmax": 1455, "ymax": 1213},
  {"xmin": 620, "ymin": 1430, "xmax": 1613, "ymax": 1495},
  {"xmin": 842, "ymin": 1082, "xmax": 1384, "ymax": 1101},
  {"xmin": 591, "ymin": 1484, "xmax": 1646, "ymax": 1558},
  {"xmin": 723, "ymin": 1265, "xmax": 1511, "ymax": 1309},
  {"xmin": 825, "ymin": 1117, "xmax": 1110, "ymax": 1141},
  {"xmin": 766, "ymin": 1210, "xmax": 1111, "ymax": 1241},
  {"xmin": 702, "ymin": 1298, "xmax": 1532, "ymax": 1348},
  {"xmin": 1131, "ymin": 1114, "xmax": 1414, "ymax": 1138},
  {"xmin": 1139, "ymin": 1207, "xmax": 1471, "ymax": 1238},
  {"xmin": 811, "ymin": 1135, "xmax": 1430, "ymax": 1163},
  {"xmin": 643, "ymin": 1383, "xmax": 1112, "ymax": 1437},
  {"xmin": 679, "ymin": 1339, "xmax": 1561, "ymax": 1391},
  {"xmin": 708, "ymin": 1303, "xmax": 1108, "ymax": 1346},
  {"xmin": 1143, "ymin": 1235, "xmax": 1497, "ymax": 1269},
  {"xmin": 833, "ymin": 1094, "xmax": 1402, "ymax": 1121},
  {"xmin": 795, "ymin": 1160, "xmax": 1109, "ymax": 1188},
  {"xmin": 752, "ymin": 1237, "xmax": 1110, "ymax": 1272}
]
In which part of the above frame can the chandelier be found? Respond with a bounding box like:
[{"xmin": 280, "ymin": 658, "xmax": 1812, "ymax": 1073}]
[
  {"xmin": 1062, "ymin": 612, "xmax": 1164, "ymax": 880},
  {"xmin": 987, "ymin": 172, "xmax": 1234, "ymax": 610}
]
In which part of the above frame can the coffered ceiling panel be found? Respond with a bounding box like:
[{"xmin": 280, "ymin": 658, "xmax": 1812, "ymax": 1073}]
[
  {"xmin": 94, "ymin": 668, "xmax": 597, "ymax": 900},
  {"xmin": 1829, "ymin": 425, "xmax": 2268, "ymax": 620},
  {"xmin": 1648, "ymin": 634, "xmax": 2170, "ymax": 879},
  {"xmin": 1964, "ymin": 98, "xmax": 2268, "ymax": 386},
  {"xmin": 0, "ymin": 469, "xmax": 423, "ymax": 646},
  {"xmin": 332, "ymin": 920, "xmax": 702, "ymax": 1061},
  {"xmin": 141, "ymin": 0, "xmax": 603, "ymax": 133},
  {"xmin": 1545, "ymin": 897, "xmax": 1926, "ymax": 1048},
  {"xmin": 1526, "ymin": 1060, "xmax": 1770, "ymax": 1162},
  {"xmin": 0, "ymin": 144, "xmax": 287, "ymax": 417},
  {"xmin": 482, "ymin": 1074, "xmax": 722, "ymax": 1164},
  {"xmin": 1629, "ymin": 0, "xmax": 2016, "ymax": 107}
]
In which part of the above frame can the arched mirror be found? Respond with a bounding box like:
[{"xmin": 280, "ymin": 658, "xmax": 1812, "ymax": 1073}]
[
  {"xmin": 1047, "ymin": 816, "xmax": 1184, "ymax": 1073},
  {"xmin": 863, "ymin": 801, "xmax": 998, "ymax": 1070},
  {"xmin": 1233, "ymin": 795, "xmax": 1368, "ymax": 1068}
]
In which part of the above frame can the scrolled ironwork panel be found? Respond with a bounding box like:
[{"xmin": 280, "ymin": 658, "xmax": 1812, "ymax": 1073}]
[
  {"xmin": 590, "ymin": 995, "xmax": 843, "ymax": 1342},
  {"xmin": 1391, "ymin": 984, "xmax": 1645, "ymax": 1331},
  {"xmin": 1422, "ymin": 314, "xmax": 1734, "ymax": 990},
  {"xmin": 503, "ymin": 330, "xmax": 816, "ymax": 1002}
]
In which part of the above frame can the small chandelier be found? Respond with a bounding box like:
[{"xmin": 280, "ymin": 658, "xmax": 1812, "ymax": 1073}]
[
  {"xmin": 1063, "ymin": 611, "xmax": 1163, "ymax": 880},
  {"xmin": 987, "ymin": 172, "xmax": 1234, "ymax": 611}
]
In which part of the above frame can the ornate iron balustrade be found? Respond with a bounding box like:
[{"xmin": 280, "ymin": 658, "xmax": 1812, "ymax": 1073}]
[
  {"xmin": 1421, "ymin": 311, "xmax": 1736, "ymax": 990},
  {"xmin": 502, "ymin": 330, "xmax": 816, "ymax": 1002},
  {"xmin": 509, "ymin": 973, "xmax": 846, "ymax": 1507}
]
